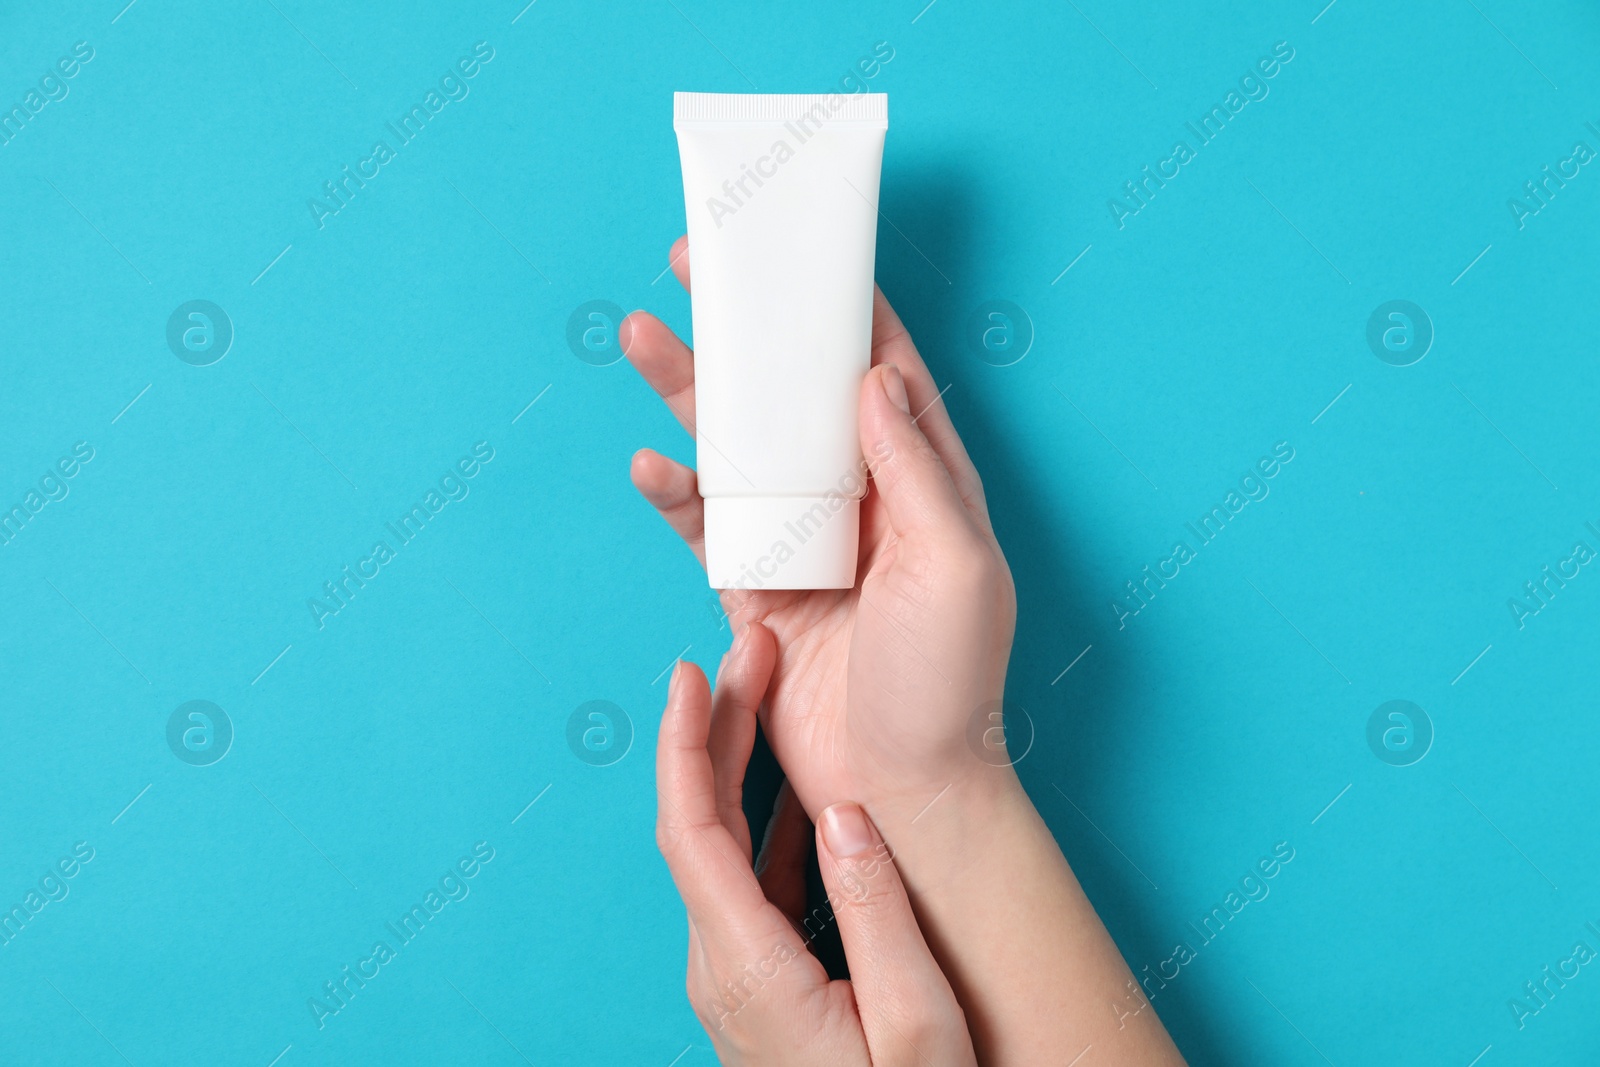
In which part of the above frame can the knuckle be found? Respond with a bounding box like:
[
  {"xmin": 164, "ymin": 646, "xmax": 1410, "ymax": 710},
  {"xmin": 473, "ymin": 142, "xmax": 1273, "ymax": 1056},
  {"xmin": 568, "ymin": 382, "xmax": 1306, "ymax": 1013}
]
[
  {"xmin": 685, "ymin": 957, "xmax": 726, "ymax": 1029},
  {"xmin": 900, "ymin": 433, "xmax": 947, "ymax": 481},
  {"xmin": 943, "ymin": 539, "xmax": 1006, "ymax": 597},
  {"xmin": 834, "ymin": 847, "xmax": 901, "ymax": 912},
  {"xmin": 684, "ymin": 965, "xmax": 704, "ymax": 1007},
  {"xmin": 655, "ymin": 820, "xmax": 691, "ymax": 862},
  {"xmin": 897, "ymin": 1013, "xmax": 964, "ymax": 1057}
]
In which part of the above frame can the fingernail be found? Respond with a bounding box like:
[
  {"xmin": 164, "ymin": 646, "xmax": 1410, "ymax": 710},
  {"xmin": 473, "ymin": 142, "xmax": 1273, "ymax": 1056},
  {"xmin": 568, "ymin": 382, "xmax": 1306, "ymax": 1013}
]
[
  {"xmin": 821, "ymin": 803, "xmax": 877, "ymax": 859},
  {"xmin": 715, "ymin": 630, "xmax": 742, "ymax": 681},
  {"xmin": 620, "ymin": 311, "xmax": 646, "ymax": 355},
  {"xmin": 668, "ymin": 659, "xmax": 684, "ymax": 694},
  {"xmin": 882, "ymin": 365, "xmax": 910, "ymax": 415}
]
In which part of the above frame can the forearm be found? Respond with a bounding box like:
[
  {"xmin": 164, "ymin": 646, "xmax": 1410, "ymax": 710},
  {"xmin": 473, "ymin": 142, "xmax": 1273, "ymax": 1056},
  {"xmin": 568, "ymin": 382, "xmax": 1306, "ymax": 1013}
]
[{"xmin": 871, "ymin": 772, "xmax": 1185, "ymax": 1066}]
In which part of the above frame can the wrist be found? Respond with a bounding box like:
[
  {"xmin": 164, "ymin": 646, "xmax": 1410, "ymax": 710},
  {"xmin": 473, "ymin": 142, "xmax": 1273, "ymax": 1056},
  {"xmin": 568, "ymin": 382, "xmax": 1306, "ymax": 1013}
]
[{"xmin": 866, "ymin": 765, "xmax": 1036, "ymax": 894}]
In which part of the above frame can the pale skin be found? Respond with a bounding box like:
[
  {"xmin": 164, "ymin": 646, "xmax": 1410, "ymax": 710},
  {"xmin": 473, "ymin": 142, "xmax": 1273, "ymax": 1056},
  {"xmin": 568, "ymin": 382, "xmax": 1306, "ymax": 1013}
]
[{"xmin": 627, "ymin": 236, "xmax": 1186, "ymax": 1065}]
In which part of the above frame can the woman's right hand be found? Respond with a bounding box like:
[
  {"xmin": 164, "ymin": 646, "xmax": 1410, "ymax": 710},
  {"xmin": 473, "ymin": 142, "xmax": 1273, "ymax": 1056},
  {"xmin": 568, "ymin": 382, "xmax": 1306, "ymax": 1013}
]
[{"xmin": 656, "ymin": 631, "xmax": 977, "ymax": 1066}]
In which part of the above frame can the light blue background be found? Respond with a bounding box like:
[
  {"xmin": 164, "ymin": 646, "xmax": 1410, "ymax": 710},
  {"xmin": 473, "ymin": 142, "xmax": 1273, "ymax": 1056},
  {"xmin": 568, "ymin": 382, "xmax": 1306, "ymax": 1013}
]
[{"xmin": 2, "ymin": 0, "xmax": 1597, "ymax": 1063}]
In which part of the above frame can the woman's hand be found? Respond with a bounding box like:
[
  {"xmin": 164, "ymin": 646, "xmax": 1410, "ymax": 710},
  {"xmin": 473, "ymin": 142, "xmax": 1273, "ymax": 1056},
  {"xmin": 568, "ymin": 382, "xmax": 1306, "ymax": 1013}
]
[
  {"xmin": 656, "ymin": 629, "xmax": 977, "ymax": 1066},
  {"xmin": 634, "ymin": 238, "xmax": 1186, "ymax": 1065},
  {"xmin": 625, "ymin": 236, "xmax": 1021, "ymax": 833}
]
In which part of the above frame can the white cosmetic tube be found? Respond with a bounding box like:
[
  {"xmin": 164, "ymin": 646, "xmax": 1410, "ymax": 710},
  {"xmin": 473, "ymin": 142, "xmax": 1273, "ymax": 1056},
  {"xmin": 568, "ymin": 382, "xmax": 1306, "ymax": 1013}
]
[{"xmin": 673, "ymin": 92, "xmax": 887, "ymax": 590}]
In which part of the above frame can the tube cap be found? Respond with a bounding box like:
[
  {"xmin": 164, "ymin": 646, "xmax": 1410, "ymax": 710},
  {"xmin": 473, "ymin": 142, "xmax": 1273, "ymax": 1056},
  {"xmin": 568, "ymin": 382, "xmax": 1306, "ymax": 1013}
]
[{"xmin": 704, "ymin": 496, "xmax": 860, "ymax": 590}]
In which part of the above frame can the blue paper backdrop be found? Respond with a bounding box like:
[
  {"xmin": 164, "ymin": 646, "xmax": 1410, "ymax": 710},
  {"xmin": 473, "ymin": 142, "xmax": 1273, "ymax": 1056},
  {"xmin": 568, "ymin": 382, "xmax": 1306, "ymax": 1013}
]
[{"xmin": 2, "ymin": 0, "xmax": 1597, "ymax": 1063}]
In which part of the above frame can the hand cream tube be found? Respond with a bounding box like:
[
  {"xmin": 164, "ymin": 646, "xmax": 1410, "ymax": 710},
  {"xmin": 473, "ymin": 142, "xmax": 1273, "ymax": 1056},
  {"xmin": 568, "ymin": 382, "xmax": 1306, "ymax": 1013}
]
[{"xmin": 674, "ymin": 92, "xmax": 887, "ymax": 590}]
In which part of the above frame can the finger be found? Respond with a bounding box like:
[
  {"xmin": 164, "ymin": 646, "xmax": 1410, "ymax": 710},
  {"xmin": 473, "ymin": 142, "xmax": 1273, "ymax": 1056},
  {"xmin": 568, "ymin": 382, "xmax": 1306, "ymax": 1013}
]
[
  {"xmin": 629, "ymin": 250, "xmax": 992, "ymax": 535},
  {"xmin": 630, "ymin": 448, "xmax": 707, "ymax": 568},
  {"xmin": 707, "ymin": 622, "xmax": 777, "ymax": 859},
  {"xmin": 656, "ymin": 660, "xmax": 770, "ymax": 939},
  {"xmin": 666, "ymin": 664, "xmax": 834, "ymax": 1054},
  {"xmin": 754, "ymin": 780, "xmax": 812, "ymax": 925},
  {"xmin": 621, "ymin": 310, "xmax": 697, "ymax": 435},
  {"xmin": 817, "ymin": 803, "xmax": 976, "ymax": 1066},
  {"xmin": 869, "ymin": 287, "xmax": 990, "ymax": 529},
  {"xmin": 668, "ymin": 233, "xmax": 692, "ymax": 292},
  {"xmin": 859, "ymin": 364, "xmax": 979, "ymax": 545}
]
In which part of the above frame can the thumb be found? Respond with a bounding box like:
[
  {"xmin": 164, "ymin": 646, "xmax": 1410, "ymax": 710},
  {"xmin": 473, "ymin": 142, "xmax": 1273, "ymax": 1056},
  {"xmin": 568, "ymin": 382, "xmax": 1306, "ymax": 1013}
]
[
  {"xmin": 817, "ymin": 803, "xmax": 975, "ymax": 1066},
  {"xmin": 860, "ymin": 364, "xmax": 973, "ymax": 542}
]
